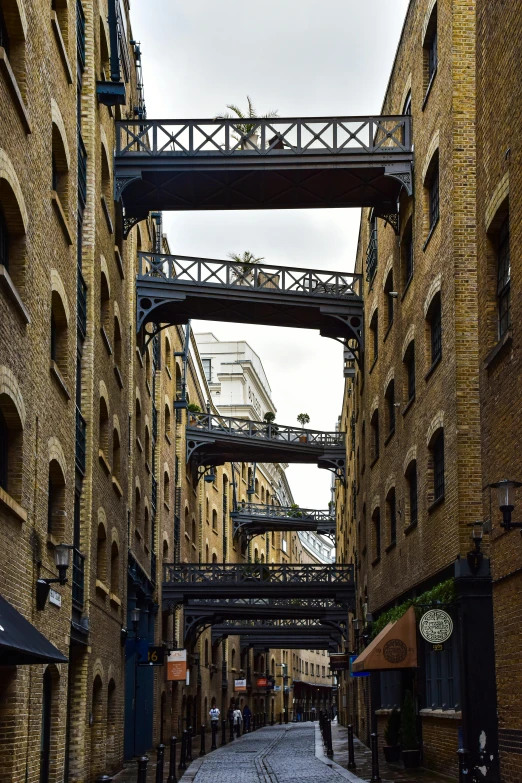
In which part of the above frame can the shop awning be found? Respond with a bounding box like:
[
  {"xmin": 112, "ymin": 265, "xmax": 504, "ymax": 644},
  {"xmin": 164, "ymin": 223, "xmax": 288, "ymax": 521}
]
[
  {"xmin": 352, "ymin": 606, "xmax": 417, "ymax": 673},
  {"xmin": 0, "ymin": 594, "xmax": 68, "ymax": 665}
]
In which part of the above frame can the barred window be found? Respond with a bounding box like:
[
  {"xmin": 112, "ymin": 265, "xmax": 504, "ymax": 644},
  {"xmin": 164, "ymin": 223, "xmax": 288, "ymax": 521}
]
[
  {"xmin": 497, "ymin": 218, "xmax": 511, "ymax": 338},
  {"xmin": 432, "ymin": 431, "xmax": 445, "ymax": 501}
]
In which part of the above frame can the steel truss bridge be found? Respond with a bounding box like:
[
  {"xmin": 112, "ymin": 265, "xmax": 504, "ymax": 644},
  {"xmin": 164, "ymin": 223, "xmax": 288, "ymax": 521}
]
[
  {"xmin": 185, "ymin": 413, "xmax": 346, "ymax": 482},
  {"xmin": 136, "ymin": 252, "xmax": 363, "ymax": 354},
  {"xmin": 231, "ymin": 502, "xmax": 335, "ymax": 540},
  {"xmin": 115, "ymin": 115, "xmax": 413, "ymax": 236}
]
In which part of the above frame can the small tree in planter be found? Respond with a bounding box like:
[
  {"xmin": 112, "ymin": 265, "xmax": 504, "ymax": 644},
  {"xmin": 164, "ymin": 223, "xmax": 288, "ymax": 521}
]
[
  {"xmin": 400, "ymin": 691, "xmax": 421, "ymax": 768},
  {"xmin": 187, "ymin": 402, "xmax": 202, "ymax": 426},
  {"xmin": 263, "ymin": 411, "xmax": 278, "ymax": 436},
  {"xmin": 228, "ymin": 251, "xmax": 264, "ymax": 283},
  {"xmin": 383, "ymin": 708, "xmax": 401, "ymax": 763},
  {"xmin": 297, "ymin": 413, "xmax": 310, "ymax": 443},
  {"xmin": 217, "ymin": 96, "xmax": 279, "ymax": 149}
]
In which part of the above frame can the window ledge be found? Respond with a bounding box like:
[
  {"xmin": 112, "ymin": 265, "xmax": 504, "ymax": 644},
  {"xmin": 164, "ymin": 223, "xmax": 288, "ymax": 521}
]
[
  {"xmin": 145, "ymin": 461, "xmax": 151, "ymax": 474},
  {"xmin": 114, "ymin": 245, "xmax": 124, "ymax": 279},
  {"xmin": 422, "ymin": 68, "xmax": 438, "ymax": 111},
  {"xmin": 420, "ymin": 709, "xmax": 462, "ymax": 721},
  {"xmin": 98, "ymin": 449, "xmax": 111, "ymax": 475},
  {"xmin": 404, "ymin": 521, "xmax": 418, "ymax": 536},
  {"xmin": 109, "ymin": 592, "xmax": 121, "ymax": 607},
  {"xmin": 50, "ymin": 361, "xmax": 71, "ymax": 400},
  {"xmin": 0, "ymin": 48, "xmax": 31, "ymax": 133},
  {"xmin": 383, "ymin": 321, "xmax": 393, "ymax": 343},
  {"xmin": 96, "ymin": 579, "xmax": 110, "ymax": 596},
  {"xmin": 401, "ymin": 275, "xmax": 413, "ymax": 301},
  {"xmin": 483, "ymin": 330, "xmax": 513, "ymax": 370},
  {"xmin": 0, "ymin": 487, "xmax": 27, "ymax": 523},
  {"xmin": 402, "ymin": 396, "xmax": 415, "ymax": 417},
  {"xmin": 136, "ymin": 436, "xmax": 143, "ymax": 453},
  {"xmin": 101, "ymin": 195, "xmax": 114, "ymax": 234},
  {"xmin": 51, "ymin": 191, "xmax": 73, "ymax": 245},
  {"xmin": 369, "ymin": 357, "xmax": 378, "ymax": 375},
  {"xmin": 371, "ymin": 556, "xmax": 381, "ymax": 567},
  {"xmin": 165, "ymin": 432, "xmax": 171, "ymax": 445},
  {"xmin": 385, "ymin": 541, "xmax": 396, "ymax": 554},
  {"xmin": 114, "ymin": 364, "xmax": 124, "ymax": 389},
  {"xmin": 135, "ymin": 527, "xmax": 142, "ymax": 541},
  {"xmin": 423, "ymin": 217, "xmax": 439, "ymax": 252},
  {"xmin": 370, "ymin": 455, "xmax": 380, "ymax": 469},
  {"xmin": 384, "ymin": 429, "xmax": 395, "ymax": 447},
  {"xmin": 51, "ymin": 12, "xmax": 73, "ymax": 84},
  {"xmin": 428, "ymin": 494, "xmax": 445, "ymax": 514},
  {"xmin": 425, "ymin": 353, "xmax": 442, "ymax": 381},
  {"xmin": 166, "ymin": 366, "xmax": 172, "ymax": 379},
  {"xmin": 136, "ymin": 346, "xmax": 144, "ymax": 367},
  {"xmin": 184, "ymin": 531, "xmax": 190, "ymax": 541},
  {"xmin": 164, "ymin": 502, "xmax": 170, "ymax": 512},
  {"xmin": 146, "ymin": 380, "xmax": 152, "ymax": 397},
  {"xmin": 0, "ymin": 265, "xmax": 30, "ymax": 323},
  {"xmin": 112, "ymin": 476, "xmax": 123, "ymax": 497},
  {"xmin": 101, "ymin": 326, "xmax": 113, "ymax": 355}
]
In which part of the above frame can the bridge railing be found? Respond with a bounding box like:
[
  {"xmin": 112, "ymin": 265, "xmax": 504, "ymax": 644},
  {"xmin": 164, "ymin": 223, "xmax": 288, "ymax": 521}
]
[
  {"xmin": 138, "ymin": 252, "xmax": 362, "ymax": 298},
  {"xmin": 233, "ymin": 503, "xmax": 334, "ymax": 523},
  {"xmin": 164, "ymin": 563, "xmax": 354, "ymax": 585},
  {"xmin": 116, "ymin": 115, "xmax": 412, "ymax": 158},
  {"xmin": 186, "ymin": 412, "xmax": 344, "ymax": 447}
]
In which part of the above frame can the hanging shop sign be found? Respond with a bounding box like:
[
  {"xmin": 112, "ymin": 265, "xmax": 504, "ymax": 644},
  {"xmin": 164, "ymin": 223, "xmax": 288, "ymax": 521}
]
[
  {"xmin": 138, "ymin": 646, "xmax": 164, "ymax": 666},
  {"xmin": 235, "ymin": 679, "xmax": 247, "ymax": 692},
  {"xmin": 419, "ymin": 609, "xmax": 453, "ymax": 646},
  {"xmin": 167, "ymin": 649, "xmax": 187, "ymax": 681},
  {"xmin": 329, "ymin": 653, "xmax": 351, "ymax": 671},
  {"xmin": 257, "ymin": 677, "xmax": 268, "ymax": 688}
]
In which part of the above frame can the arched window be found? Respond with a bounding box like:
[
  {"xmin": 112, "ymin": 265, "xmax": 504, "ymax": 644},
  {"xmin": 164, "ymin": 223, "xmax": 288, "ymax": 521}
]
[
  {"xmin": 385, "ymin": 381, "xmax": 395, "ymax": 438},
  {"xmin": 255, "ymin": 478, "xmax": 259, "ymax": 496},
  {"xmin": 205, "ymin": 543, "xmax": 209, "ymax": 562},
  {"xmin": 165, "ymin": 336, "xmax": 172, "ymax": 375},
  {"xmin": 144, "ymin": 425, "xmax": 150, "ymax": 464},
  {"xmin": 135, "ymin": 397, "xmax": 142, "ymax": 442},
  {"xmin": 212, "ymin": 509, "xmax": 218, "ymax": 532},
  {"xmin": 406, "ymin": 461, "xmax": 418, "ymax": 527},
  {"xmin": 100, "ymin": 270, "xmax": 110, "ymax": 337},
  {"xmin": 423, "ymin": 3, "xmax": 438, "ymax": 96},
  {"xmin": 496, "ymin": 216, "xmax": 511, "ymax": 338},
  {"xmin": 0, "ymin": 2, "xmax": 26, "ymax": 99},
  {"xmin": 384, "ymin": 268, "xmax": 394, "ymax": 331},
  {"xmin": 0, "ymin": 388, "xmax": 24, "ymax": 501},
  {"xmin": 427, "ymin": 291, "xmax": 442, "ymax": 367},
  {"xmin": 110, "ymin": 541, "xmax": 119, "ymax": 595},
  {"xmin": 231, "ymin": 648, "xmax": 236, "ymax": 670},
  {"xmin": 429, "ymin": 429, "xmax": 445, "ymax": 505},
  {"xmin": 96, "ymin": 523, "xmax": 107, "ymax": 583},
  {"xmin": 191, "ymin": 518, "xmax": 196, "ymax": 542},
  {"xmin": 212, "ymin": 552, "xmax": 217, "ymax": 564},
  {"xmin": 90, "ymin": 676, "xmax": 104, "ymax": 777},
  {"xmin": 370, "ymin": 410, "xmax": 379, "ymax": 463},
  {"xmin": 144, "ymin": 506, "xmax": 149, "ymax": 548},
  {"xmin": 48, "ymin": 458, "xmax": 66, "ymax": 539},
  {"xmin": 51, "ymin": 122, "xmax": 69, "ymax": 207},
  {"xmin": 112, "ymin": 428, "xmax": 120, "ymax": 482},
  {"xmin": 114, "ymin": 315, "xmax": 122, "ymax": 368},
  {"xmin": 425, "ymin": 150, "xmax": 440, "ymax": 235},
  {"xmin": 99, "ymin": 397, "xmax": 109, "ymax": 458},
  {"xmin": 164, "ymin": 471, "xmax": 170, "ymax": 506},
  {"xmin": 135, "ymin": 486, "xmax": 142, "ymax": 533},
  {"xmin": 165, "ymin": 403, "xmax": 171, "ymax": 438},
  {"xmin": 386, "ymin": 488, "xmax": 396, "ymax": 546},
  {"xmin": 403, "ymin": 341, "xmax": 415, "ymax": 404},
  {"xmin": 372, "ymin": 508, "xmax": 381, "ymax": 561},
  {"xmin": 51, "ymin": 289, "xmax": 68, "ymax": 379},
  {"xmin": 369, "ymin": 309, "xmax": 378, "ymax": 365},
  {"xmin": 401, "ymin": 217, "xmax": 414, "ymax": 288}
]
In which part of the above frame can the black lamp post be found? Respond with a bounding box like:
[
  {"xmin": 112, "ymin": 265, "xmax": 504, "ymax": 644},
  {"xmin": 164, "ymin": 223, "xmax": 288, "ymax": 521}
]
[
  {"xmin": 490, "ymin": 479, "xmax": 522, "ymax": 531},
  {"xmin": 36, "ymin": 544, "xmax": 71, "ymax": 609},
  {"xmin": 467, "ymin": 522, "xmax": 484, "ymax": 575}
]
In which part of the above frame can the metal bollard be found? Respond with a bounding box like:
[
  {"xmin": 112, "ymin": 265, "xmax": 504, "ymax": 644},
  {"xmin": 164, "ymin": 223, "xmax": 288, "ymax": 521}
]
[
  {"xmin": 155, "ymin": 743, "xmax": 165, "ymax": 783},
  {"xmin": 186, "ymin": 727, "xmax": 193, "ymax": 762},
  {"xmin": 284, "ymin": 710, "xmax": 288, "ymax": 725},
  {"xmin": 178, "ymin": 730, "xmax": 187, "ymax": 771},
  {"xmin": 221, "ymin": 718, "xmax": 227, "ymax": 746},
  {"xmin": 457, "ymin": 748, "xmax": 470, "ymax": 783},
  {"xmin": 370, "ymin": 733, "xmax": 381, "ymax": 783},
  {"xmin": 199, "ymin": 724, "xmax": 206, "ymax": 757},
  {"xmin": 211, "ymin": 720, "xmax": 218, "ymax": 750},
  {"xmin": 229, "ymin": 717, "xmax": 235, "ymax": 742},
  {"xmin": 137, "ymin": 756, "xmax": 149, "ymax": 783},
  {"xmin": 326, "ymin": 719, "xmax": 334, "ymax": 759},
  {"xmin": 279, "ymin": 711, "xmax": 282, "ymax": 725},
  {"xmin": 167, "ymin": 736, "xmax": 177, "ymax": 783},
  {"xmin": 347, "ymin": 725, "xmax": 356, "ymax": 770}
]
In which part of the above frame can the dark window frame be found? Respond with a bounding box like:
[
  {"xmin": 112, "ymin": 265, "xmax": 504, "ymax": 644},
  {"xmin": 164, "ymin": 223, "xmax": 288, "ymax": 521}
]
[
  {"xmin": 373, "ymin": 509, "xmax": 381, "ymax": 560},
  {"xmin": 407, "ymin": 462, "xmax": 418, "ymax": 526},
  {"xmin": 424, "ymin": 631, "xmax": 459, "ymax": 710},
  {"xmin": 429, "ymin": 160, "xmax": 440, "ymax": 230},
  {"xmin": 497, "ymin": 217, "xmax": 511, "ymax": 338},
  {"xmin": 0, "ymin": 6, "xmax": 10, "ymax": 59},
  {"xmin": 388, "ymin": 490, "xmax": 396, "ymax": 544},
  {"xmin": 370, "ymin": 410, "xmax": 380, "ymax": 463},
  {"xmin": 385, "ymin": 381, "xmax": 395, "ymax": 435},
  {"xmin": 430, "ymin": 295, "xmax": 442, "ymax": 365},
  {"xmin": 370, "ymin": 311, "xmax": 379, "ymax": 365},
  {"xmin": 428, "ymin": 27, "xmax": 438, "ymax": 84},
  {"xmin": 405, "ymin": 343, "xmax": 415, "ymax": 402},
  {"xmin": 433, "ymin": 431, "xmax": 445, "ymax": 501}
]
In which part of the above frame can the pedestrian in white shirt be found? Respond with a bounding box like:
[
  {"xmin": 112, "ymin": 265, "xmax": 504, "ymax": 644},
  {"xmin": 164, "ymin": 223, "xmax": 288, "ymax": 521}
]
[{"xmin": 233, "ymin": 706, "xmax": 242, "ymax": 737}]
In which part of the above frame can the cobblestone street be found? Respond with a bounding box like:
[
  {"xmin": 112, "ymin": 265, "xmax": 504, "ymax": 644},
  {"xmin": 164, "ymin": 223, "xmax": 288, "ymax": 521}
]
[{"xmin": 179, "ymin": 724, "xmax": 357, "ymax": 783}]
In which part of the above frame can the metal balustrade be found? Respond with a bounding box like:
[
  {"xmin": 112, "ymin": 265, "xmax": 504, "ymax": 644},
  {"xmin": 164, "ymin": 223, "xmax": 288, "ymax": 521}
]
[
  {"xmin": 232, "ymin": 502, "xmax": 335, "ymax": 539},
  {"xmin": 187, "ymin": 413, "xmax": 342, "ymax": 446}
]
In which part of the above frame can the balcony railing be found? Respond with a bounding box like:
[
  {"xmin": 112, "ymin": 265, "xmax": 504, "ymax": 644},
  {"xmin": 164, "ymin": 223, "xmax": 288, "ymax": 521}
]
[
  {"xmin": 75, "ymin": 407, "xmax": 86, "ymax": 474},
  {"xmin": 138, "ymin": 252, "xmax": 361, "ymax": 299},
  {"xmin": 77, "ymin": 268, "xmax": 87, "ymax": 339},
  {"xmin": 116, "ymin": 115, "xmax": 412, "ymax": 158},
  {"xmin": 164, "ymin": 562, "xmax": 354, "ymax": 586},
  {"xmin": 366, "ymin": 229, "xmax": 378, "ymax": 283},
  {"xmin": 187, "ymin": 413, "xmax": 343, "ymax": 447},
  {"xmin": 234, "ymin": 503, "xmax": 334, "ymax": 523},
  {"xmin": 72, "ymin": 547, "xmax": 85, "ymax": 610}
]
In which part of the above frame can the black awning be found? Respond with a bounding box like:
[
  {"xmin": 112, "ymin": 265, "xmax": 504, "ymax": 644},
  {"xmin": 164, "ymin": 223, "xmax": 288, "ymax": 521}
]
[{"xmin": 0, "ymin": 594, "xmax": 69, "ymax": 665}]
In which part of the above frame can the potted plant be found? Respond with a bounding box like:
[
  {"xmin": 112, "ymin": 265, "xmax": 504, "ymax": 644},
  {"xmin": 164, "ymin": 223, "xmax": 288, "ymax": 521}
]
[
  {"xmin": 187, "ymin": 402, "xmax": 202, "ymax": 426},
  {"xmin": 217, "ymin": 96, "xmax": 279, "ymax": 149},
  {"xmin": 400, "ymin": 691, "xmax": 421, "ymax": 768},
  {"xmin": 383, "ymin": 708, "xmax": 401, "ymax": 763},
  {"xmin": 297, "ymin": 413, "xmax": 310, "ymax": 443},
  {"xmin": 263, "ymin": 411, "xmax": 278, "ymax": 438},
  {"xmin": 228, "ymin": 251, "xmax": 264, "ymax": 284}
]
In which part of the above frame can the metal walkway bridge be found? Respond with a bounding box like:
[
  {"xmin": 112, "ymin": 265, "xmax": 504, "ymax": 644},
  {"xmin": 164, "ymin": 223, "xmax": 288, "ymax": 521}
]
[{"xmin": 231, "ymin": 503, "xmax": 335, "ymax": 540}]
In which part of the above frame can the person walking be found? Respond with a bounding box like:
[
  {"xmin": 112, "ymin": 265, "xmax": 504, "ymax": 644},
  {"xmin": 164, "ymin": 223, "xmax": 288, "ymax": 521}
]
[
  {"xmin": 209, "ymin": 703, "xmax": 220, "ymax": 729},
  {"xmin": 243, "ymin": 703, "xmax": 252, "ymax": 733},
  {"xmin": 233, "ymin": 705, "xmax": 243, "ymax": 737}
]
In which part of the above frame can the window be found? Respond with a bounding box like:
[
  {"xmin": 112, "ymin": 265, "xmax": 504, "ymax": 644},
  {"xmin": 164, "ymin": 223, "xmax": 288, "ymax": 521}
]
[
  {"xmin": 50, "ymin": 290, "xmax": 68, "ymax": 378},
  {"xmin": 112, "ymin": 428, "xmax": 120, "ymax": 482},
  {"xmin": 51, "ymin": 0, "xmax": 69, "ymax": 44},
  {"xmin": 0, "ymin": 206, "xmax": 8, "ymax": 270},
  {"xmin": 100, "ymin": 271, "xmax": 110, "ymax": 336},
  {"xmin": 387, "ymin": 489, "xmax": 396, "ymax": 545},
  {"xmin": 114, "ymin": 316, "xmax": 122, "ymax": 367},
  {"xmin": 96, "ymin": 523, "xmax": 107, "ymax": 582},
  {"xmin": 424, "ymin": 631, "xmax": 459, "ymax": 710},
  {"xmin": 51, "ymin": 124, "xmax": 69, "ymax": 206},
  {"xmin": 0, "ymin": 409, "xmax": 7, "ymax": 490},
  {"xmin": 47, "ymin": 459, "xmax": 66, "ymax": 538},
  {"xmin": 428, "ymin": 27, "xmax": 438, "ymax": 84},
  {"xmin": 406, "ymin": 461, "xmax": 418, "ymax": 526},
  {"xmin": 164, "ymin": 471, "xmax": 170, "ymax": 506},
  {"xmin": 404, "ymin": 341, "xmax": 415, "ymax": 402},
  {"xmin": 424, "ymin": 6, "xmax": 438, "ymax": 93},
  {"xmin": 165, "ymin": 403, "xmax": 171, "ymax": 437},
  {"xmin": 497, "ymin": 217, "xmax": 511, "ymax": 338},
  {"xmin": 110, "ymin": 541, "xmax": 119, "ymax": 595},
  {"xmin": 385, "ymin": 381, "xmax": 395, "ymax": 437},
  {"xmin": 366, "ymin": 216, "xmax": 378, "ymax": 283},
  {"xmin": 428, "ymin": 293, "xmax": 442, "ymax": 366},
  {"xmin": 370, "ymin": 410, "xmax": 379, "ymax": 463},
  {"xmin": 402, "ymin": 219, "xmax": 413, "ymax": 287},
  {"xmin": 99, "ymin": 397, "xmax": 109, "ymax": 457},
  {"xmin": 402, "ymin": 91, "xmax": 411, "ymax": 145},
  {"xmin": 372, "ymin": 508, "xmax": 381, "ymax": 561},
  {"xmin": 202, "ymin": 358, "xmax": 212, "ymax": 383},
  {"xmin": 370, "ymin": 310, "xmax": 378, "ymax": 365},
  {"xmin": 0, "ymin": 6, "xmax": 10, "ymax": 57},
  {"xmin": 432, "ymin": 430, "xmax": 445, "ymax": 502},
  {"xmin": 212, "ymin": 509, "xmax": 218, "ymax": 532},
  {"xmin": 429, "ymin": 158, "xmax": 440, "ymax": 230},
  {"xmin": 384, "ymin": 270, "xmax": 394, "ymax": 330}
]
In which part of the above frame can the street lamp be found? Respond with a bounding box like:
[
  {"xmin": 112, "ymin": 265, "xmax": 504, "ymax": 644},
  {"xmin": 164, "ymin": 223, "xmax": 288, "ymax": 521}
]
[
  {"xmin": 489, "ymin": 479, "xmax": 522, "ymax": 531},
  {"xmin": 36, "ymin": 544, "xmax": 72, "ymax": 610},
  {"xmin": 467, "ymin": 521, "xmax": 484, "ymax": 574},
  {"xmin": 130, "ymin": 607, "xmax": 141, "ymax": 637}
]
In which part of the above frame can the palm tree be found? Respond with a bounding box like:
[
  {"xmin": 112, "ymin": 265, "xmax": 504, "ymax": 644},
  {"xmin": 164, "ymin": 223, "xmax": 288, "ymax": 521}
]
[
  {"xmin": 217, "ymin": 96, "xmax": 279, "ymax": 143},
  {"xmin": 228, "ymin": 250, "xmax": 264, "ymax": 280},
  {"xmin": 297, "ymin": 413, "xmax": 310, "ymax": 429}
]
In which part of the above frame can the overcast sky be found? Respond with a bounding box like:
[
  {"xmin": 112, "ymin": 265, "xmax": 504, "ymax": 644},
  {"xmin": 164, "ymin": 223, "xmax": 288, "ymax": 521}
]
[{"xmin": 130, "ymin": 0, "xmax": 410, "ymax": 509}]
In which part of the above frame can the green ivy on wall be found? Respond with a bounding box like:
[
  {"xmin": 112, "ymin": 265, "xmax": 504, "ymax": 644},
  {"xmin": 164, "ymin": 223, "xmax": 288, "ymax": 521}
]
[{"xmin": 370, "ymin": 578, "xmax": 456, "ymax": 639}]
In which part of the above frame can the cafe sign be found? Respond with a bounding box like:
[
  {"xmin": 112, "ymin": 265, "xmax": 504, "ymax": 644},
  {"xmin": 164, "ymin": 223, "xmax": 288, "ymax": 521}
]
[{"xmin": 419, "ymin": 609, "xmax": 453, "ymax": 645}]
